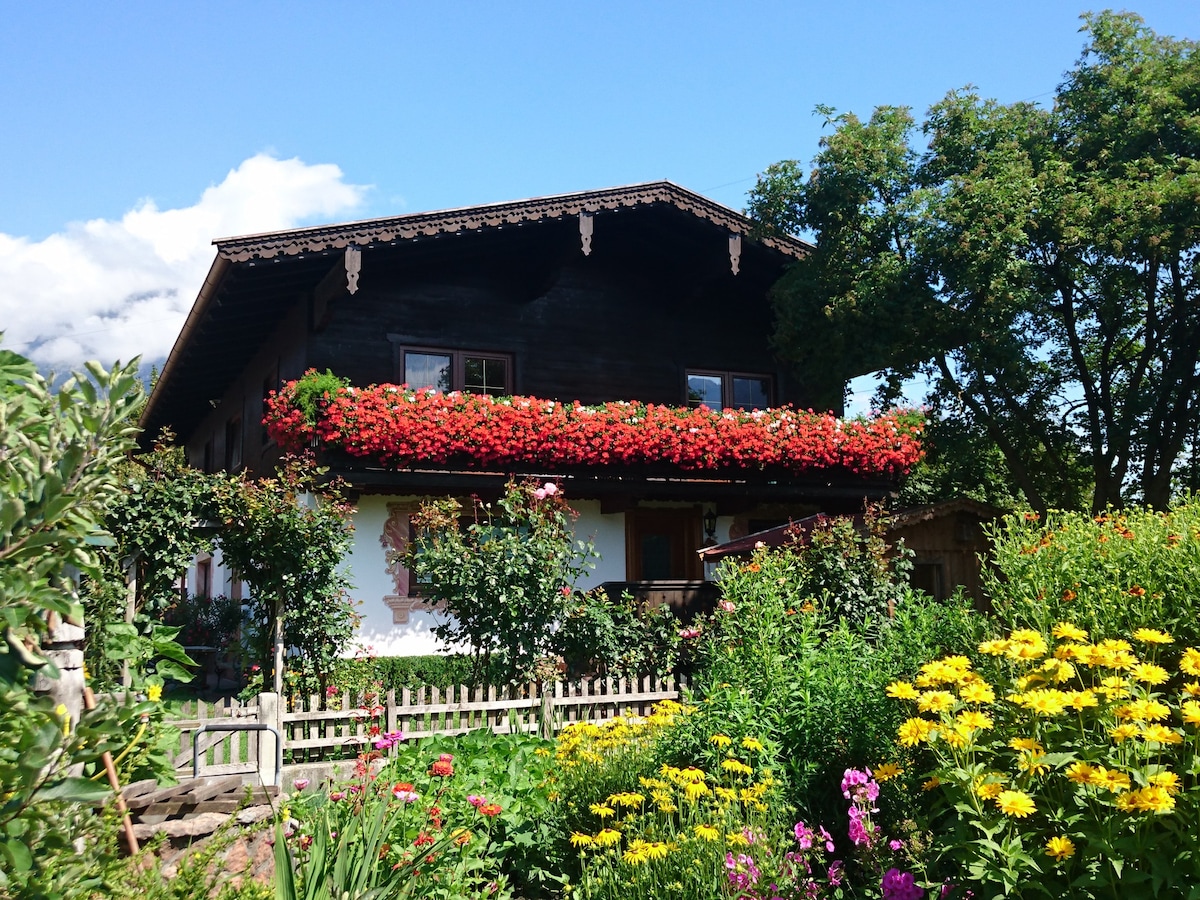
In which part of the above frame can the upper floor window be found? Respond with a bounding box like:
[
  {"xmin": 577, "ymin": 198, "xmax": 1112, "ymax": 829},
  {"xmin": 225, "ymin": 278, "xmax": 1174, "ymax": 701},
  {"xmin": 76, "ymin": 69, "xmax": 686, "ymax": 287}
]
[
  {"xmin": 686, "ymin": 371, "xmax": 773, "ymax": 411},
  {"xmin": 400, "ymin": 346, "xmax": 512, "ymax": 397},
  {"xmin": 225, "ymin": 416, "xmax": 243, "ymax": 472}
]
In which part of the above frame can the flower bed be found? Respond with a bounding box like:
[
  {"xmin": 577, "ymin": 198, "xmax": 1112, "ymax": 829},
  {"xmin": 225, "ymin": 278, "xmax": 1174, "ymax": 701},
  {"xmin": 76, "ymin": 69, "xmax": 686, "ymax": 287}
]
[{"xmin": 264, "ymin": 374, "xmax": 924, "ymax": 477}]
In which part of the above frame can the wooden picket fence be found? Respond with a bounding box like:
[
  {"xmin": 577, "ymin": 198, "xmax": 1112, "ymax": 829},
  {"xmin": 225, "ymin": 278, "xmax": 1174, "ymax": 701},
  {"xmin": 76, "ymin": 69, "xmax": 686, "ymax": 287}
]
[{"xmin": 168, "ymin": 674, "xmax": 683, "ymax": 774}]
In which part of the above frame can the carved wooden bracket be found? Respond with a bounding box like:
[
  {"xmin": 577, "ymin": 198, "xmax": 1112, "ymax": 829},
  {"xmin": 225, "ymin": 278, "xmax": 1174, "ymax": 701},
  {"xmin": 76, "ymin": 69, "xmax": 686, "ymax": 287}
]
[
  {"xmin": 728, "ymin": 233, "xmax": 742, "ymax": 275},
  {"xmin": 579, "ymin": 212, "xmax": 594, "ymax": 256},
  {"xmin": 345, "ymin": 246, "xmax": 362, "ymax": 294}
]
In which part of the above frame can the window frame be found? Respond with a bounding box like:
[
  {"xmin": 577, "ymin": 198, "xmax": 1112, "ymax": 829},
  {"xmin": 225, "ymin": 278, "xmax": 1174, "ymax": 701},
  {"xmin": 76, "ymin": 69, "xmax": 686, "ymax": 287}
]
[
  {"xmin": 396, "ymin": 344, "xmax": 514, "ymax": 397},
  {"xmin": 685, "ymin": 369, "xmax": 774, "ymax": 411}
]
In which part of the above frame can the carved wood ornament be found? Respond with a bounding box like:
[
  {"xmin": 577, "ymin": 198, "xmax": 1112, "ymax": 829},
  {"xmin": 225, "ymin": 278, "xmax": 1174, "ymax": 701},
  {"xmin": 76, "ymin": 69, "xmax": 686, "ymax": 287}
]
[
  {"xmin": 579, "ymin": 212, "xmax": 594, "ymax": 256},
  {"xmin": 728, "ymin": 233, "xmax": 742, "ymax": 275},
  {"xmin": 345, "ymin": 246, "xmax": 362, "ymax": 294}
]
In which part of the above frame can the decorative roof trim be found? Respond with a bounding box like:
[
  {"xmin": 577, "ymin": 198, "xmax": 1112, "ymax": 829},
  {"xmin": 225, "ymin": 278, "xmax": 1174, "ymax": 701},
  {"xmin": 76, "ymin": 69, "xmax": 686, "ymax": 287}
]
[{"xmin": 214, "ymin": 181, "xmax": 811, "ymax": 262}]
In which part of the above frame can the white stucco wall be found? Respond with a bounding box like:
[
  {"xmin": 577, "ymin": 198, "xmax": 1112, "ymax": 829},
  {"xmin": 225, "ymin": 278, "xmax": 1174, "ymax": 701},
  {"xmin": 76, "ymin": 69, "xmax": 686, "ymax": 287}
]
[{"xmin": 200, "ymin": 492, "xmax": 732, "ymax": 659}]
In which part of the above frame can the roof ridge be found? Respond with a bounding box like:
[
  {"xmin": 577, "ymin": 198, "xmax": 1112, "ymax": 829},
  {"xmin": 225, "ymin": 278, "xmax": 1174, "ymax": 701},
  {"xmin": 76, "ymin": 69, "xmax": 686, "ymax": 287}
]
[{"xmin": 213, "ymin": 181, "xmax": 811, "ymax": 261}]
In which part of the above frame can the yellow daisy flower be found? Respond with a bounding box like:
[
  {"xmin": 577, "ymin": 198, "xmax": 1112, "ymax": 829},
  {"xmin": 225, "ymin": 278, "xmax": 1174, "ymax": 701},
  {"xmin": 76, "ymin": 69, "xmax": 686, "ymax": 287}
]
[
  {"xmin": 1181, "ymin": 700, "xmax": 1200, "ymax": 726},
  {"xmin": 741, "ymin": 736, "xmax": 765, "ymax": 752},
  {"xmin": 1133, "ymin": 628, "xmax": 1173, "ymax": 645},
  {"xmin": 1053, "ymin": 622, "xmax": 1089, "ymax": 642},
  {"xmin": 593, "ymin": 828, "xmax": 622, "ymax": 846},
  {"xmin": 570, "ymin": 832, "xmax": 594, "ymax": 847},
  {"xmin": 886, "ymin": 681, "xmax": 920, "ymax": 700},
  {"xmin": 694, "ymin": 824, "xmax": 719, "ymax": 842},
  {"xmin": 1130, "ymin": 663, "xmax": 1170, "ymax": 685},
  {"xmin": 897, "ymin": 718, "xmax": 936, "ymax": 746},
  {"xmin": 1065, "ymin": 761, "xmax": 1096, "ymax": 784},
  {"xmin": 873, "ymin": 763, "xmax": 903, "ymax": 782},
  {"xmin": 1008, "ymin": 737, "xmax": 1042, "ymax": 752},
  {"xmin": 1045, "ymin": 836, "xmax": 1075, "ymax": 860},
  {"xmin": 995, "ymin": 790, "xmax": 1036, "ymax": 818},
  {"xmin": 709, "ymin": 734, "xmax": 732, "ymax": 748},
  {"xmin": 959, "ymin": 681, "xmax": 996, "ymax": 704},
  {"xmin": 917, "ymin": 691, "xmax": 956, "ymax": 714},
  {"xmin": 1140, "ymin": 724, "xmax": 1182, "ymax": 745},
  {"xmin": 1110, "ymin": 724, "xmax": 1140, "ymax": 743},
  {"xmin": 1180, "ymin": 648, "xmax": 1200, "ymax": 677},
  {"xmin": 956, "ymin": 710, "xmax": 993, "ymax": 731}
]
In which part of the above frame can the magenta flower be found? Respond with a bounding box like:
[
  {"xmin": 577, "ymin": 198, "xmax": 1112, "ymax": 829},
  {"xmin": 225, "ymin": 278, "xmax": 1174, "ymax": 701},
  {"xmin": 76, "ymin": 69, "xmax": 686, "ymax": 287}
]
[
  {"xmin": 882, "ymin": 868, "xmax": 924, "ymax": 900},
  {"xmin": 725, "ymin": 853, "xmax": 760, "ymax": 891},
  {"xmin": 678, "ymin": 626, "xmax": 702, "ymax": 639},
  {"xmin": 292, "ymin": 778, "xmax": 310, "ymax": 791}
]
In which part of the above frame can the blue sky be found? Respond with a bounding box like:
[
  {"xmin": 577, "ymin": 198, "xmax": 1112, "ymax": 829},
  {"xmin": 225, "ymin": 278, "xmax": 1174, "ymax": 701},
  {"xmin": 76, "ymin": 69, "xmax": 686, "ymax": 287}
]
[{"xmin": 1, "ymin": 1, "xmax": 1195, "ymax": 371}]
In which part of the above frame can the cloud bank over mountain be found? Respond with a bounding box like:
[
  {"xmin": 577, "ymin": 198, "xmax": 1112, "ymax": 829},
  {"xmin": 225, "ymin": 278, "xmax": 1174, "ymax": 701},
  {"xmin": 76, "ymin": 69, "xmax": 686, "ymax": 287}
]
[{"xmin": 0, "ymin": 154, "xmax": 366, "ymax": 371}]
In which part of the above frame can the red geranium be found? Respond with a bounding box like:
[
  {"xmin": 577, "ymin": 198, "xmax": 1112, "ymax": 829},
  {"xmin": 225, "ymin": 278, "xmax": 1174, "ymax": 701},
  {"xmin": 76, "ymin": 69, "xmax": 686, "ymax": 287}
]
[{"xmin": 265, "ymin": 374, "xmax": 924, "ymax": 478}]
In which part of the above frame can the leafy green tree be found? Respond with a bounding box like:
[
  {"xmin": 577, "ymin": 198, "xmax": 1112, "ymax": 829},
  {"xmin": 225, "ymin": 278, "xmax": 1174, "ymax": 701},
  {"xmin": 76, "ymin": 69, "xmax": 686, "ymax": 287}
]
[
  {"xmin": 214, "ymin": 459, "xmax": 357, "ymax": 695},
  {"xmin": 83, "ymin": 436, "xmax": 218, "ymax": 688},
  {"xmin": 408, "ymin": 479, "xmax": 598, "ymax": 685},
  {"xmin": 0, "ymin": 346, "xmax": 166, "ymax": 895},
  {"xmin": 748, "ymin": 11, "xmax": 1200, "ymax": 513}
]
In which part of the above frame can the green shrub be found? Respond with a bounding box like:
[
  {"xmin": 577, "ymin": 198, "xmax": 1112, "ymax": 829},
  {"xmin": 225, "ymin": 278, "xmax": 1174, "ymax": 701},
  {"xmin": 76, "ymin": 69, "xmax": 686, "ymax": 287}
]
[
  {"xmin": 332, "ymin": 654, "xmax": 509, "ymax": 695},
  {"xmin": 985, "ymin": 502, "xmax": 1200, "ymax": 646},
  {"xmin": 555, "ymin": 589, "xmax": 681, "ymax": 680}
]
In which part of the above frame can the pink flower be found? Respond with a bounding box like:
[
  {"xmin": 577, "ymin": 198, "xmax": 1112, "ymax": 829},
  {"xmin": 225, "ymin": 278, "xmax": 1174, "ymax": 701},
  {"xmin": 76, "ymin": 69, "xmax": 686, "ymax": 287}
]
[
  {"xmin": 560, "ymin": 586, "xmax": 572, "ymax": 597},
  {"xmin": 534, "ymin": 488, "xmax": 547, "ymax": 500},
  {"xmin": 329, "ymin": 791, "xmax": 346, "ymax": 802},
  {"xmin": 719, "ymin": 599, "xmax": 736, "ymax": 613},
  {"xmin": 292, "ymin": 778, "xmax": 310, "ymax": 791},
  {"xmin": 543, "ymin": 482, "xmax": 558, "ymax": 496},
  {"xmin": 467, "ymin": 794, "xmax": 486, "ymax": 807},
  {"xmin": 678, "ymin": 627, "xmax": 702, "ymax": 639},
  {"xmin": 392, "ymin": 782, "xmax": 419, "ymax": 803},
  {"xmin": 882, "ymin": 868, "xmax": 924, "ymax": 900}
]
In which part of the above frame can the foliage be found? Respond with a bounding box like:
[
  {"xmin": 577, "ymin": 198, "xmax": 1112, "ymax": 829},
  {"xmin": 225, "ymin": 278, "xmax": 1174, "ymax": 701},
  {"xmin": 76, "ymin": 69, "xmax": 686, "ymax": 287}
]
[
  {"xmin": 283, "ymin": 368, "xmax": 350, "ymax": 428},
  {"xmin": 82, "ymin": 437, "xmax": 219, "ymax": 689},
  {"xmin": 557, "ymin": 707, "xmax": 922, "ymax": 900},
  {"xmin": 161, "ymin": 593, "xmax": 244, "ymax": 653},
  {"xmin": 0, "ymin": 347, "xmax": 171, "ymax": 897},
  {"xmin": 329, "ymin": 653, "xmax": 510, "ymax": 696},
  {"xmin": 265, "ymin": 374, "xmax": 925, "ymax": 478},
  {"xmin": 409, "ymin": 479, "xmax": 598, "ymax": 685},
  {"xmin": 890, "ymin": 625, "xmax": 1200, "ymax": 898},
  {"xmin": 682, "ymin": 525, "xmax": 984, "ymax": 827},
  {"xmin": 281, "ymin": 736, "xmax": 538, "ymax": 900},
  {"xmin": 0, "ymin": 348, "xmax": 141, "ymax": 675},
  {"xmin": 748, "ymin": 11, "xmax": 1200, "ymax": 512},
  {"xmin": 213, "ymin": 459, "xmax": 357, "ymax": 692},
  {"xmin": 984, "ymin": 502, "xmax": 1200, "ymax": 649},
  {"xmin": 555, "ymin": 588, "xmax": 682, "ymax": 680},
  {"xmin": 896, "ymin": 413, "xmax": 1023, "ymax": 511},
  {"xmin": 385, "ymin": 730, "xmax": 565, "ymax": 897}
]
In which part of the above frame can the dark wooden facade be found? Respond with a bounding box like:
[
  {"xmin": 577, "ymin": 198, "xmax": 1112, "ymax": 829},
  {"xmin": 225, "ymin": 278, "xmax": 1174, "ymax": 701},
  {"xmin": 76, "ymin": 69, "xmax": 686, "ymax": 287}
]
[{"xmin": 141, "ymin": 182, "xmax": 863, "ymax": 507}]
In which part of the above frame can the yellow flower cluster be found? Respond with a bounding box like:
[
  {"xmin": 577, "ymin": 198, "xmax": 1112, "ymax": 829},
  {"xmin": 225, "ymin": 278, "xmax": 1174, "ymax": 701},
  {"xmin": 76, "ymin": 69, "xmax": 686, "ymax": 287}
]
[{"xmin": 890, "ymin": 620, "xmax": 1200, "ymax": 873}]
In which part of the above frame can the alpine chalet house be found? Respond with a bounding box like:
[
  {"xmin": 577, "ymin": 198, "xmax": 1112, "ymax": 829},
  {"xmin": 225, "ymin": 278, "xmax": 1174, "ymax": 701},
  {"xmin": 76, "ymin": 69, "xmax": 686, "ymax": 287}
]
[{"xmin": 140, "ymin": 182, "xmax": 922, "ymax": 655}]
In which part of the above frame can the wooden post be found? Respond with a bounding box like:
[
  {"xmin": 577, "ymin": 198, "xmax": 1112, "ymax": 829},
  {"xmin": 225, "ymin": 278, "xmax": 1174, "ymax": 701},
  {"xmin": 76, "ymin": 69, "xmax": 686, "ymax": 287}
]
[
  {"xmin": 34, "ymin": 611, "xmax": 85, "ymax": 731},
  {"xmin": 538, "ymin": 681, "xmax": 554, "ymax": 739},
  {"xmin": 272, "ymin": 604, "xmax": 284, "ymax": 697},
  {"xmin": 258, "ymin": 692, "xmax": 282, "ymax": 787}
]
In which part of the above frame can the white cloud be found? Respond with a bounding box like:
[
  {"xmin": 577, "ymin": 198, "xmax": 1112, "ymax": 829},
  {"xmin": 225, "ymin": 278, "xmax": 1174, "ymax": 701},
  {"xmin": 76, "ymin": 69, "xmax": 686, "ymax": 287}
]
[{"xmin": 0, "ymin": 154, "xmax": 367, "ymax": 371}]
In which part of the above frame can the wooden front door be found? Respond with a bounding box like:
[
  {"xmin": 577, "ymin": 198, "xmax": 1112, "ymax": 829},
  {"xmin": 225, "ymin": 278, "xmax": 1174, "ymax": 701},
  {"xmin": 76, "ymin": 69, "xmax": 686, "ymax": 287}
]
[{"xmin": 625, "ymin": 508, "xmax": 703, "ymax": 581}]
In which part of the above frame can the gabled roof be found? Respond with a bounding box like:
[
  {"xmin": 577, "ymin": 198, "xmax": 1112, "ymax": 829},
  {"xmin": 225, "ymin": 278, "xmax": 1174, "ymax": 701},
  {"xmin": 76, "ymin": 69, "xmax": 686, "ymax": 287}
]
[
  {"xmin": 141, "ymin": 181, "xmax": 809, "ymax": 445},
  {"xmin": 214, "ymin": 180, "xmax": 811, "ymax": 262}
]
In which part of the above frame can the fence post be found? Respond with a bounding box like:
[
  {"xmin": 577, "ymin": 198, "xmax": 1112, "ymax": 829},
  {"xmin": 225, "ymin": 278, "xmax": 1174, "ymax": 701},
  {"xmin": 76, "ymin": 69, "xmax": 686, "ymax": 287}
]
[
  {"xmin": 538, "ymin": 680, "xmax": 555, "ymax": 739},
  {"xmin": 258, "ymin": 692, "xmax": 283, "ymax": 787}
]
